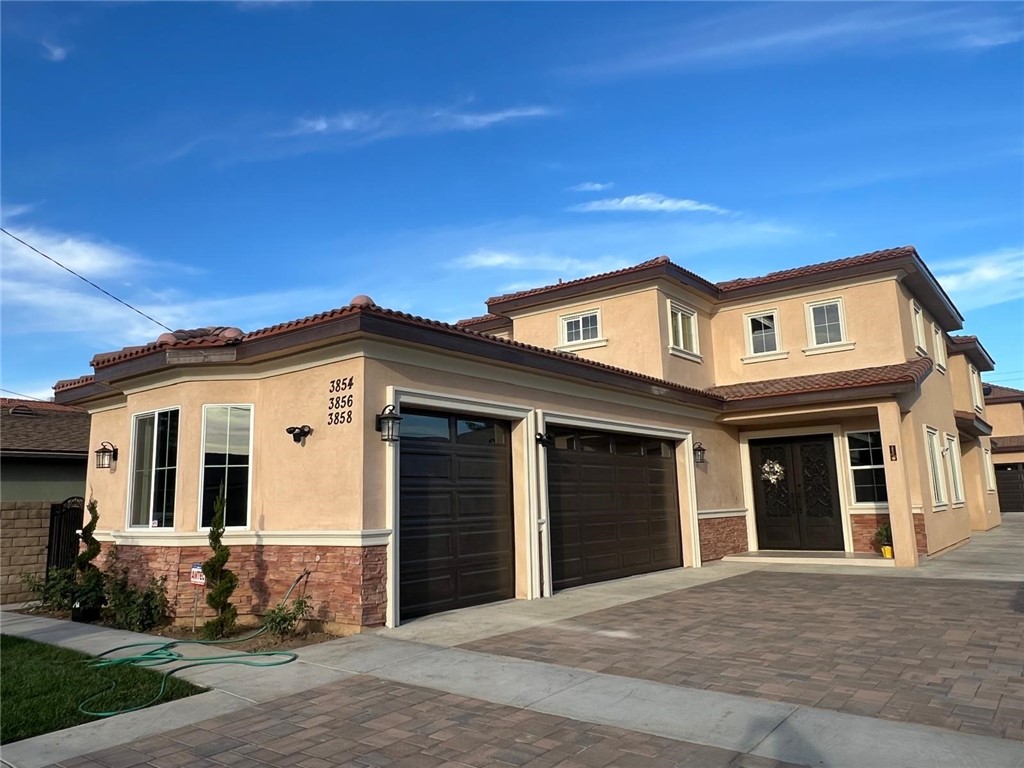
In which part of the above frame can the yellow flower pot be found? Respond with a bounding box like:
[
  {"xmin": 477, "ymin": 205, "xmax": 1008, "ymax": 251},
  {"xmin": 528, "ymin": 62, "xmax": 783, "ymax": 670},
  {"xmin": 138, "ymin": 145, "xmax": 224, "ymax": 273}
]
[{"xmin": 880, "ymin": 545, "xmax": 894, "ymax": 559}]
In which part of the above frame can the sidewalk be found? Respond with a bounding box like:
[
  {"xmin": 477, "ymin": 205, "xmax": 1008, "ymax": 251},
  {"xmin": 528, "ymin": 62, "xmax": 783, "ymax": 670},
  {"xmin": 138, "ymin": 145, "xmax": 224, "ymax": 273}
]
[{"xmin": 2, "ymin": 611, "xmax": 1022, "ymax": 768}]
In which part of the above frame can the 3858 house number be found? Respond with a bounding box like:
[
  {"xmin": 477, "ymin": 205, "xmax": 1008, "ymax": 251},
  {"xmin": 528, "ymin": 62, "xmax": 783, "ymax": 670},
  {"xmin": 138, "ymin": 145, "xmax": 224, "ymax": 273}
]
[{"xmin": 327, "ymin": 376, "xmax": 356, "ymax": 425}]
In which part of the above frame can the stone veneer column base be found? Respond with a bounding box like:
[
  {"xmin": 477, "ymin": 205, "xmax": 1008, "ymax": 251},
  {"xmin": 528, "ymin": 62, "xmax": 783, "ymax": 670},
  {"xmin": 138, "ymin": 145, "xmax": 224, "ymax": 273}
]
[
  {"xmin": 99, "ymin": 543, "xmax": 387, "ymax": 630},
  {"xmin": 698, "ymin": 516, "xmax": 748, "ymax": 562}
]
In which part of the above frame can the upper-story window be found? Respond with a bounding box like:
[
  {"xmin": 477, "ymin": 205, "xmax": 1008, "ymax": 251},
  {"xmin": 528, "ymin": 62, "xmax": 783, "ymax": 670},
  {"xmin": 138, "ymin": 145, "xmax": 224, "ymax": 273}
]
[
  {"xmin": 747, "ymin": 311, "xmax": 779, "ymax": 355},
  {"xmin": 807, "ymin": 299, "xmax": 845, "ymax": 346},
  {"xmin": 668, "ymin": 302, "xmax": 699, "ymax": 358},
  {"xmin": 129, "ymin": 408, "xmax": 179, "ymax": 528},
  {"xmin": 558, "ymin": 309, "xmax": 605, "ymax": 350},
  {"xmin": 969, "ymin": 365, "xmax": 984, "ymax": 412},
  {"xmin": 932, "ymin": 324, "xmax": 947, "ymax": 372},
  {"xmin": 924, "ymin": 426, "xmax": 947, "ymax": 507},
  {"xmin": 200, "ymin": 405, "xmax": 253, "ymax": 529},
  {"xmin": 912, "ymin": 302, "xmax": 927, "ymax": 356},
  {"xmin": 945, "ymin": 433, "xmax": 964, "ymax": 504}
]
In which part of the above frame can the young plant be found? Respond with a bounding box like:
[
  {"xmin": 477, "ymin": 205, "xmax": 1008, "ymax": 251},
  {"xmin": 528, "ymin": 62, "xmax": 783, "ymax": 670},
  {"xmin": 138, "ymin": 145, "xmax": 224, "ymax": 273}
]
[
  {"xmin": 201, "ymin": 483, "xmax": 238, "ymax": 639},
  {"xmin": 72, "ymin": 498, "xmax": 105, "ymax": 613},
  {"xmin": 873, "ymin": 522, "xmax": 893, "ymax": 550},
  {"xmin": 262, "ymin": 595, "xmax": 311, "ymax": 639},
  {"xmin": 104, "ymin": 545, "xmax": 169, "ymax": 632}
]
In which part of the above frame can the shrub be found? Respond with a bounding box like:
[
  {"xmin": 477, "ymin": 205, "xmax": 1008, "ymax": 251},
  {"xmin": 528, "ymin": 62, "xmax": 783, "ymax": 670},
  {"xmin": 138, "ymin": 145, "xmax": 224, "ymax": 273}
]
[
  {"xmin": 73, "ymin": 498, "xmax": 105, "ymax": 612},
  {"xmin": 104, "ymin": 546, "xmax": 169, "ymax": 632},
  {"xmin": 873, "ymin": 522, "xmax": 893, "ymax": 549},
  {"xmin": 202, "ymin": 483, "xmax": 238, "ymax": 639},
  {"xmin": 21, "ymin": 568, "xmax": 76, "ymax": 611},
  {"xmin": 262, "ymin": 596, "xmax": 311, "ymax": 639}
]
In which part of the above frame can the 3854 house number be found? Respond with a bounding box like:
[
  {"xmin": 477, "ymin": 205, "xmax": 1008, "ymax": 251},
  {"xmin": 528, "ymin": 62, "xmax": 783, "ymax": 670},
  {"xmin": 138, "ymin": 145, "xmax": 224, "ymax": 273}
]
[{"xmin": 327, "ymin": 376, "xmax": 356, "ymax": 425}]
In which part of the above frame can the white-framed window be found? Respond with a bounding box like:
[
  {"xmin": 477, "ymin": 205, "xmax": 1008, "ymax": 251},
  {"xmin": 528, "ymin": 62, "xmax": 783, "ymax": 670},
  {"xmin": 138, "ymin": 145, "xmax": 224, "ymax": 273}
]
[
  {"xmin": 199, "ymin": 405, "xmax": 253, "ymax": 529},
  {"xmin": 912, "ymin": 302, "xmax": 927, "ymax": 355},
  {"xmin": 668, "ymin": 302, "xmax": 699, "ymax": 357},
  {"xmin": 945, "ymin": 433, "xmax": 964, "ymax": 504},
  {"xmin": 969, "ymin": 365, "xmax": 984, "ymax": 412},
  {"xmin": 128, "ymin": 408, "xmax": 179, "ymax": 528},
  {"xmin": 984, "ymin": 448, "xmax": 996, "ymax": 492},
  {"xmin": 806, "ymin": 299, "xmax": 845, "ymax": 347},
  {"xmin": 559, "ymin": 309, "xmax": 601, "ymax": 347},
  {"xmin": 846, "ymin": 430, "xmax": 888, "ymax": 504},
  {"xmin": 932, "ymin": 324, "xmax": 947, "ymax": 371},
  {"xmin": 925, "ymin": 426, "xmax": 947, "ymax": 506},
  {"xmin": 746, "ymin": 310, "xmax": 780, "ymax": 355}
]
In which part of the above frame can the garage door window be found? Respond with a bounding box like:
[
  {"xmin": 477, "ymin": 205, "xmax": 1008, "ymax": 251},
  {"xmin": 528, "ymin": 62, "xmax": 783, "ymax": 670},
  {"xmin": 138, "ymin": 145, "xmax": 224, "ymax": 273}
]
[{"xmin": 549, "ymin": 426, "xmax": 672, "ymax": 457}]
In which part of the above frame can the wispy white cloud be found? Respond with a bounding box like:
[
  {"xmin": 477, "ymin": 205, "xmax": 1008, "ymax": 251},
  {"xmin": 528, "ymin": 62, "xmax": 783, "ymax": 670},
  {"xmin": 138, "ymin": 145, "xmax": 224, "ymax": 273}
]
[
  {"xmin": 1, "ymin": 202, "xmax": 39, "ymax": 223},
  {"xmin": 934, "ymin": 248, "xmax": 1024, "ymax": 311},
  {"xmin": 456, "ymin": 249, "xmax": 629, "ymax": 275},
  {"xmin": 279, "ymin": 104, "xmax": 554, "ymax": 141},
  {"xmin": 573, "ymin": 5, "xmax": 1023, "ymax": 77},
  {"xmin": 569, "ymin": 193, "xmax": 730, "ymax": 215},
  {"xmin": 40, "ymin": 41, "xmax": 67, "ymax": 62},
  {"xmin": 568, "ymin": 182, "xmax": 614, "ymax": 192}
]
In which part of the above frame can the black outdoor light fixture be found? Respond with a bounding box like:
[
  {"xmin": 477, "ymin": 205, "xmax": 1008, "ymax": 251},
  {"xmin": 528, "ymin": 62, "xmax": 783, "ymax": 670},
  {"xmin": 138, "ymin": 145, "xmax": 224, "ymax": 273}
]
[
  {"xmin": 286, "ymin": 425, "xmax": 313, "ymax": 444},
  {"xmin": 693, "ymin": 442, "xmax": 707, "ymax": 465},
  {"xmin": 95, "ymin": 442, "xmax": 118, "ymax": 469},
  {"xmin": 375, "ymin": 405, "xmax": 402, "ymax": 443},
  {"xmin": 536, "ymin": 432, "xmax": 555, "ymax": 448}
]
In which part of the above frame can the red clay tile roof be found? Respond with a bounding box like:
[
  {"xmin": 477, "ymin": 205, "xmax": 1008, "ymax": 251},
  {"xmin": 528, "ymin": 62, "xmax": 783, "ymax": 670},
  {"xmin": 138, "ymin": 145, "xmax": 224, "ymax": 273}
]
[
  {"xmin": 715, "ymin": 246, "xmax": 917, "ymax": 291},
  {"xmin": 54, "ymin": 374, "xmax": 96, "ymax": 392},
  {"xmin": 90, "ymin": 326, "xmax": 243, "ymax": 368},
  {"xmin": 707, "ymin": 358, "xmax": 933, "ymax": 402},
  {"xmin": 985, "ymin": 383, "xmax": 1024, "ymax": 404},
  {"xmin": 992, "ymin": 435, "xmax": 1024, "ymax": 453},
  {"xmin": 456, "ymin": 314, "xmax": 510, "ymax": 328},
  {"xmin": 0, "ymin": 398, "xmax": 90, "ymax": 455},
  {"xmin": 947, "ymin": 334, "xmax": 996, "ymax": 371}
]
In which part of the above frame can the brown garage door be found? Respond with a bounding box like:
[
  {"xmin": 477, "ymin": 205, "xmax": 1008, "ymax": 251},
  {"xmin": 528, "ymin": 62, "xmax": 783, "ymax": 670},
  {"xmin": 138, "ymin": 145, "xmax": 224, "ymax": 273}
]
[
  {"xmin": 399, "ymin": 409, "xmax": 514, "ymax": 620},
  {"xmin": 996, "ymin": 463, "xmax": 1024, "ymax": 514},
  {"xmin": 546, "ymin": 426, "xmax": 682, "ymax": 590}
]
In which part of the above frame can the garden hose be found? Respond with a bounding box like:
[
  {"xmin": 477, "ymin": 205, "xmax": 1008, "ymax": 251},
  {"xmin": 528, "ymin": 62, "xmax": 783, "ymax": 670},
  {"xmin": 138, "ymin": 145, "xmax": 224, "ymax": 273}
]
[{"xmin": 78, "ymin": 569, "xmax": 312, "ymax": 718}]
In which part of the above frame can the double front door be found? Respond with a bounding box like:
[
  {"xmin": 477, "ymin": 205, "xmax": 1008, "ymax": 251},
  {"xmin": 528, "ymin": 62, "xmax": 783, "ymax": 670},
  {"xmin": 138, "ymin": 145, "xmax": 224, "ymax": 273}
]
[{"xmin": 750, "ymin": 435, "xmax": 844, "ymax": 551}]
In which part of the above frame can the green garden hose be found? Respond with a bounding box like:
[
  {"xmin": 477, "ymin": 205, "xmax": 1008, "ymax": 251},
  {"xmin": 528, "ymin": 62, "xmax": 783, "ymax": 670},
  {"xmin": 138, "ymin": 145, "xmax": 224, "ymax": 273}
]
[{"xmin": 78, "ymin": 569, "xmax": 311, "ymax": 717}]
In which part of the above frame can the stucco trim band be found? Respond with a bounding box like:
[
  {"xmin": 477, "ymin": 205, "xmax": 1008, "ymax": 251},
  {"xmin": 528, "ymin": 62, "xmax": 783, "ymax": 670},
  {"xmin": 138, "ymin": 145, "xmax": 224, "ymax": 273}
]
[
  {"xmin": 95, "ymin": 529, "xmax": 392, "ymax": 547},
  {"xmin": 697, "ymin": 509, "xmax": 748, "ymax": 519}
]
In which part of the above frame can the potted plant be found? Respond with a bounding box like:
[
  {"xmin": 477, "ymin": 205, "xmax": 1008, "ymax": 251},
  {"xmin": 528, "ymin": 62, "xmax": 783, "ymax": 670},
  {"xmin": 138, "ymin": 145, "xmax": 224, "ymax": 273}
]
[{"xmin": 874, "ymin": 522, "xmax": 894, "ymax": 559}]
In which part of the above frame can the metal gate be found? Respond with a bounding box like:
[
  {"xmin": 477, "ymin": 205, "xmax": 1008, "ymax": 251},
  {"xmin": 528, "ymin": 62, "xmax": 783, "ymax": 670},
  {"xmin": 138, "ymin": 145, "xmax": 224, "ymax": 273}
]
[{"xmin": 46, "ymin": 496, "xmax": 84, "ymax": 576}]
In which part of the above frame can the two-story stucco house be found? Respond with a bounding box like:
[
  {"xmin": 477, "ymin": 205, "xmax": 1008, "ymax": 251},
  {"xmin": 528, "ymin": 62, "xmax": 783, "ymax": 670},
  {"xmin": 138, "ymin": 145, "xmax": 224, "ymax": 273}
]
[
  {"xmin": 53, "ymin": 245, "xmax": 1003, "ymax": 630},
  {"xmin": 985, "ymin": 384, "xmax": 1024, "ymax": 515}
]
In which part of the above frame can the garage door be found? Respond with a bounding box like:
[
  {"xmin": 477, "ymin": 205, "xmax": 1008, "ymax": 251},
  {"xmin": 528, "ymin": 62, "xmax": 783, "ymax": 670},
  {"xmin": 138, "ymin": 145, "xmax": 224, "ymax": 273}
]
[
  {"xmin": 546, "ymin": 426, "xmax": 682, "ymax": 590},
  {"xmin": 996, "ymin": 463, "xmax": 1024, "ymax": 514},
  {"xmin": 399, "ymin": 409, "xmax": 514, "ymax": 620}
]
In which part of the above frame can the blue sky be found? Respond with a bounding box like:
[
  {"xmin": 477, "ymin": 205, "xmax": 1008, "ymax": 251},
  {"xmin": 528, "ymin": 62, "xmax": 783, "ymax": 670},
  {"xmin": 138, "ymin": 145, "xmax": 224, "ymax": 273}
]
[{"xmin": 2, "ymin": 1, "xmax": 1022, "ymax": 400}]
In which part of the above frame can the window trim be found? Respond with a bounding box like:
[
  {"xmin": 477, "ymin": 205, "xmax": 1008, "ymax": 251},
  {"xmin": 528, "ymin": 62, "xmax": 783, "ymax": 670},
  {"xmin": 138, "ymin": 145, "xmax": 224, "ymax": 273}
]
[
  {"xmin": 743, "ymin": 308, "xmax": 785, "ymax": 360},
  {"xmin": 804, "ymin": 297, "xmax": 850, "ymax": 351},
  {"xmin": 667, "ymin": 300, "xmax": 701, "ymax": 361},
  {"xmin": 845, "ymin": 429, "xmax": 888, "ymax": 509},
  {"xmin": 984, "ymin": 447, "xmax": 997, "ymax": 492},
  {"xmin": 126, "ymin": 406, "xmax": 180, "ymax": 530},
  {"xmin": 924, "ymin": 426, "xmax": 947, "ymax": 508},
  {"xmin": 556, "ymin": 308, "xmax": 606, "ymax": 352},
  {"xmin": 197, "ymin": 403, "xmax": 255, "ymax": 531},
  {"xmin": 945, "ymin": 433, "xmax": 964, "ymax": 505},
  {"xmin": 912, "ymin": 302, "xmax": 928, "ymax": 356},
  {"xmin": 969, "ymin": 365, "xmax": 984, "ymax": 413},
  {"xmin": 932, "ymin": 323, "xmax": 947, "ymax": 372}
]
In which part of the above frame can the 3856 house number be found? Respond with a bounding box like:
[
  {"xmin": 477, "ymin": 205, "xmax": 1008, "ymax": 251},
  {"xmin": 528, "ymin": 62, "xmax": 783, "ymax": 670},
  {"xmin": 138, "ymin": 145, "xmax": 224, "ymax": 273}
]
[{"xmin": 327, "ymin": 376, "xmax": 356, "ymax": 425}]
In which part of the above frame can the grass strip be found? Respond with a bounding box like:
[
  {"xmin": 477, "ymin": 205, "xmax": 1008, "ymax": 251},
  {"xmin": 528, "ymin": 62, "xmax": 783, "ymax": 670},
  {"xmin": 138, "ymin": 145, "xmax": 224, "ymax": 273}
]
[{"xmin": 0, "ymin": 634, "xmax": 204, "ymax": 744}]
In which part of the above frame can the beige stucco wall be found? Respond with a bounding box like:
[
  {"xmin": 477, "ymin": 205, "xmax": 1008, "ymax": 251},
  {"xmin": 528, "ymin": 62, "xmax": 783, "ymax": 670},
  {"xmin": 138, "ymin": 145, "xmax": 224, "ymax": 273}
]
[
  {"xmin": 947, "ymin": 354, "xmax": 986, "ymax": 419},
  {"xmin": 987, "ymin": 400, "xmax": 1024, "ymax": 437},
  {"xmin": 711, "ymin": 276, "xmax": 908, "ymax": 386}
]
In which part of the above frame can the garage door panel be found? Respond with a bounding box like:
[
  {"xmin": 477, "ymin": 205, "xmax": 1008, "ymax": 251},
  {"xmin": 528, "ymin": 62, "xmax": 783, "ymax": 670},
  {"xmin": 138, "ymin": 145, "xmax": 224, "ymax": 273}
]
[
  {"xmin": 400, "ymin": 410, "xmax": 514, "ymax": 620},
  {"xmin": 548, "ymin": 427, "xmax": 682, "ymax": 591},
  {"xmin": 996, "ymin": 463, "xmax": 1024, "ymax": 514}
]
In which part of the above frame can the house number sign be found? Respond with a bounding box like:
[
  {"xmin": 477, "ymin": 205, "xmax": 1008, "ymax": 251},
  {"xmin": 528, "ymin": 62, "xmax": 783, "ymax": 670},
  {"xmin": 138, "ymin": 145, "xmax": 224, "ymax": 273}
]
[{"xmin": 327, "ymin": 376, "xmax": 356, "ymax": 426}]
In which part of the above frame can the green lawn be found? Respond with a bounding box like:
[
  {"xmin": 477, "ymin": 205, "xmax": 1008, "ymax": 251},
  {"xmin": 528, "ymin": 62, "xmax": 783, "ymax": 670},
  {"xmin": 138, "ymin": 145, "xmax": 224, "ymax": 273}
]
[{"xmin": 0, "ymin": 634, "xmax": 204, "ymax": 744}]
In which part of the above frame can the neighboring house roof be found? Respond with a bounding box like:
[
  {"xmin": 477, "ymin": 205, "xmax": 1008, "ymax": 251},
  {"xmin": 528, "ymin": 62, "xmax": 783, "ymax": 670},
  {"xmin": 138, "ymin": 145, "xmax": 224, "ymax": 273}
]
[
  {"xmin": 455, "ymin": 314, "xmax": 513, "ymax": 332},
  {"xmin": 985, "ymin": 383, "xmax": 1024, "ymax": 405},
  {"xmin": 948, "ymin": 335, "xmax": 996, "ymax": 372},
  {"xmin": 707, "ymin": 358, "xmax": 934, "ymax": 410},
  {"xmin": 0, "ymin": 398, "xmax": 90, "ymax": 457},
  {"xmin": 482, "ymin": 246, "xmax": 963, "ymax": 330},
  {"xmin": 992, "ymin": 435, "xmax": 1024, "ymax": 454}
]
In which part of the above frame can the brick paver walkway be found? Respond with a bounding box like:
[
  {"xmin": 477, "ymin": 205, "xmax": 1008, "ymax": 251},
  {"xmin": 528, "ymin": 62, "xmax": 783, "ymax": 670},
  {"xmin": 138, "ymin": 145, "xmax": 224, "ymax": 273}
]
[
  {"xmin": 45, "ymin": 675, "xmax": 804, "ymax": 768},
  {"xmin": 462, "ymin": 572, "xmax": 1024, "ymax": 740}
]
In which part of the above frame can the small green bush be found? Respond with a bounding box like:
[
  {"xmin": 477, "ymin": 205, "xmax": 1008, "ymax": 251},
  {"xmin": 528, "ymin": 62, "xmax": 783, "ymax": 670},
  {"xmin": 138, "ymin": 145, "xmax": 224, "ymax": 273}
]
[
  {"xmin": 873, "ymin": 522, "xmax": 893, "ymax": 549},
  {"xmin": 104, "ymin": 546, "xmax": 169, "ymax": 632},
  {"xmin": 262, "ymin": 596, "xmax": 311, "ymax": 638},
  {"xmin": 21, "ymin": 568, "xmax": 76, "ymax": 610}
]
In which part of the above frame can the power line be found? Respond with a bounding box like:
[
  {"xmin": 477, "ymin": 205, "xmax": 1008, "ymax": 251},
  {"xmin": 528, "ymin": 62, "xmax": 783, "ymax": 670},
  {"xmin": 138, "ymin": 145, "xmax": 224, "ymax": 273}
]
[
  {"xmin": 1, "ymin": 227, "xmax": 172, "ymax": 333},
  {"xmin": 0, "ymin": 388, "xmax": 47, "ymax": 401}
]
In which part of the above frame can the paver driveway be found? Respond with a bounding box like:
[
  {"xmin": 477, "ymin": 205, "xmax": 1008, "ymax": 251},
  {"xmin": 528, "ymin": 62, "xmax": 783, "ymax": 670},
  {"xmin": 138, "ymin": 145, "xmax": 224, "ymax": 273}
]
[
  {"xmin": 462, "ymin": 571, "xmax": 1024, "ymax": 740},
  {"xmin": 46, "ymin": 675, "xmax": 804, "ymax": 768}
]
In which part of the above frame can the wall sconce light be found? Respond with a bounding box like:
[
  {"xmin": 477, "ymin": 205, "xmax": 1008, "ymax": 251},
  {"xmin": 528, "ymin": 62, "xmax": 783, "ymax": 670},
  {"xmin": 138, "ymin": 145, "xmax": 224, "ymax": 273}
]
[
  {"xmin": 375, "ymin": 405, "xmax": 402, "ymax": 443},
  {"xmin": 286, "ymin": 425, "xmax": 313, "ymax": 444},
  {"xmin": 94, "ymin": 442, "xmax": 118, "ymax": 469},
  {"xmin": 693, "ymin": 442, "xmax": 707, "ymax": 465},
  {"xmin": 536, "ymin": 432, "xmax": 555, "ymax": 448}
]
